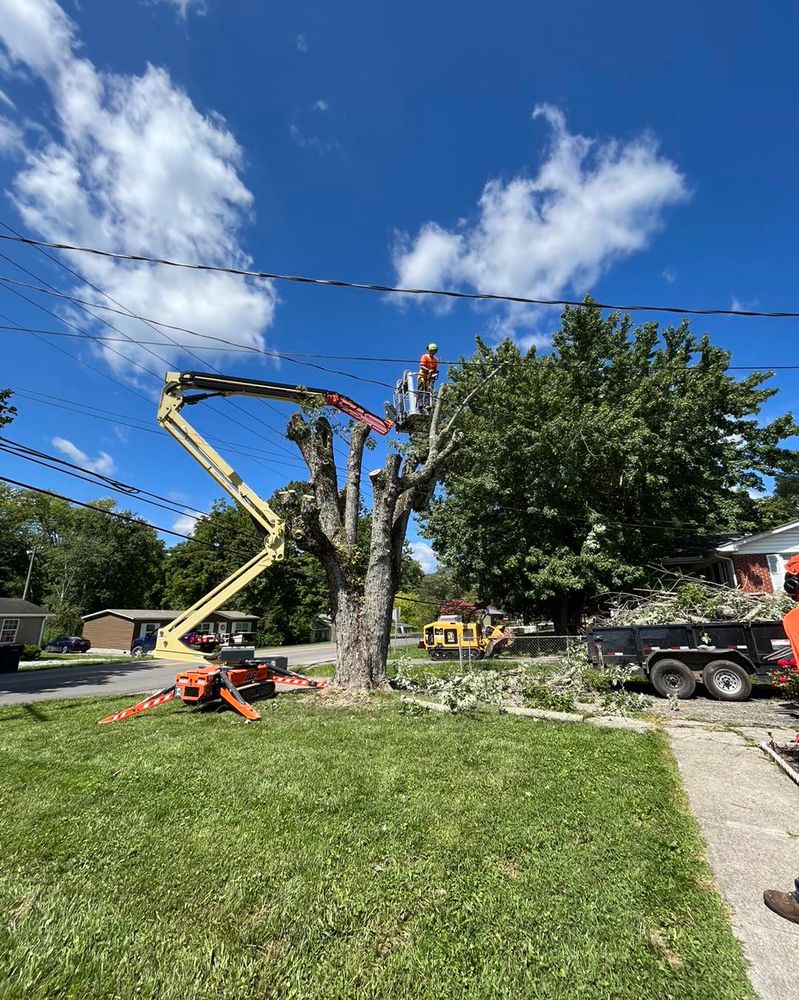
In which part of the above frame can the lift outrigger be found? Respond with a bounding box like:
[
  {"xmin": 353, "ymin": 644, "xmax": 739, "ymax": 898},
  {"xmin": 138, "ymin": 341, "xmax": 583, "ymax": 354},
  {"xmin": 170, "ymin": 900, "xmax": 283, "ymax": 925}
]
[{"xmin": 99, "ymin": 371, "xmax": 393, "ymax": 725}]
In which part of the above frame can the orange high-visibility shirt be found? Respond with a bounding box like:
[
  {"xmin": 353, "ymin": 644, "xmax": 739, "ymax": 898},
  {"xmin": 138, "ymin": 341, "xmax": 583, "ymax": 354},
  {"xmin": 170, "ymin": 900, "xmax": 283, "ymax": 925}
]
[
  {"xmin": 420, "ymin": 353, "xmax": 439, "ymax": 374},
  {"xmin": 783, "ymin": 605, "xmax": 799, "ymax": 663}
]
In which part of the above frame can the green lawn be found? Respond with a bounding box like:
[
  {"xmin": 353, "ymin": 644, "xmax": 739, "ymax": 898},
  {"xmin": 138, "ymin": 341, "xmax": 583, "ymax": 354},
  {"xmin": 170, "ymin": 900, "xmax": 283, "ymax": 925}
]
[{"xmin": 0, "ymin": 696, "xmax": 753, "ymax": 1000}]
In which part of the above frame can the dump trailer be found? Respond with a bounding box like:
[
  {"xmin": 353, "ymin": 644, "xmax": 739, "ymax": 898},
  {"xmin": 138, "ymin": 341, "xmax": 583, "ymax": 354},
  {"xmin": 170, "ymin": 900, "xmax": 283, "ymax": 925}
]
[
  {"xmin": 422, "ymin": 617, "xmax": 515, "ymax": 660},
  {"xmin": 588, "ymin": 620, "xmax": 790, "ymax": 701}
]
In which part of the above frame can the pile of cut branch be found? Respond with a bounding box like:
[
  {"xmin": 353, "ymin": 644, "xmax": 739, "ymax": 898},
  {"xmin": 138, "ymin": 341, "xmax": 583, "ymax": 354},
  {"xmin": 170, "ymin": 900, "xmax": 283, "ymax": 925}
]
[{"xmin": 592, "ymin": 577, "xmax": 791, "ymax": 626}]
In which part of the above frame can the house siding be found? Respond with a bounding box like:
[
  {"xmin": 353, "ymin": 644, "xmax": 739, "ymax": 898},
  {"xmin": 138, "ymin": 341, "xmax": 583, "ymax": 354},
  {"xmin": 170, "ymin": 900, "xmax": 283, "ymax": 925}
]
[
  {"xmin": 732, "ymin": 554, "xmax": 773, "ymax": 594},
  {"xmin": 7, "ymin": 618, "xmax": 46, "ymax": 645},
  {"xmin": 82, "ymin": 616, "xmax": 135, "ymax": 652}
]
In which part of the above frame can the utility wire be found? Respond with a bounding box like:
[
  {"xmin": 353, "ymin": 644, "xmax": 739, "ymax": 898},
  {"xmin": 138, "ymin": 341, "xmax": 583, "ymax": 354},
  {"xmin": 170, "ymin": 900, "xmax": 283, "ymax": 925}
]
[
  {"xmin": 0, "ymin": 256, "xmax": 378, "ymax": 491},
  {"xmin": 0, "ymin": 475, "xmax": 206, "ymax": 543},
  {"xmin": 9, "ymin": 387, "xmax": 310, "ymax": 474},
  {"xmin": 0, "ymin": 435, "xmax": 209, "ymax": 519},
  {"xmin": 1, "ymin": 231, "xmax": 797, "ymax": 319},
  {"xmin": 4, "ymin": 323, "xmax": 799, "ymax": 372}
]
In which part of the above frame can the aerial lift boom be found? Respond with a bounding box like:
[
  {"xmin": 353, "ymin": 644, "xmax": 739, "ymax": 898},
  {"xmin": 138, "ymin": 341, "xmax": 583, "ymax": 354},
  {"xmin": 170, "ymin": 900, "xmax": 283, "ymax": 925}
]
[{"xmin": 99, "ymin": 370, "xmax": 392, "ymax": 723}]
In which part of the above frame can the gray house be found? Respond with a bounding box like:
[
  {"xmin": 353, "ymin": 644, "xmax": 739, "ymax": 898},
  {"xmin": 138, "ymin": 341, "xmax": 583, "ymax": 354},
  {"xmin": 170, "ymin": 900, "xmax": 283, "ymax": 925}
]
[{"xmin": 0, "ymin": 598, "xmax": 50, "ymax": 646}]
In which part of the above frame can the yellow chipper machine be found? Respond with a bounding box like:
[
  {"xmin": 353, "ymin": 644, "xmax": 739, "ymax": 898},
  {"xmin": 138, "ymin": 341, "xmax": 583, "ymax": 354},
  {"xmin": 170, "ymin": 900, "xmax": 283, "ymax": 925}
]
[
  {"xmin": 421, "ymin": 616, "xmax": 516, "ymax": 661},
  {"xmin": 100, "ymin": 371, "xmax": 392, "ymax": 725}
]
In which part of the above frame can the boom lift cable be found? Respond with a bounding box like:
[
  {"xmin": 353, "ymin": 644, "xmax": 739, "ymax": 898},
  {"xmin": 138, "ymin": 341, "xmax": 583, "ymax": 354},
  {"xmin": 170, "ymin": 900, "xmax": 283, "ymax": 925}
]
[{"xmin": 2, "ymin": 231, "xmax": 798, "ymax": 319}]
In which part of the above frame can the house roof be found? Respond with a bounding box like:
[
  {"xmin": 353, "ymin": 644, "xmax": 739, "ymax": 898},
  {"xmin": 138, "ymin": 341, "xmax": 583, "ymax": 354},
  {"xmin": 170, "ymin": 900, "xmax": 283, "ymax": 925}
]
[
  {"xmin": 0, "ymin": 597, "xmax": 50, "ymax": 616},
  {"xmin": 716, "ymin": 519, "xmax": 799, "ymax": 555},
  {"xmin": 81, "ymin": 608, "xmax": 258, "ymax": 622}
]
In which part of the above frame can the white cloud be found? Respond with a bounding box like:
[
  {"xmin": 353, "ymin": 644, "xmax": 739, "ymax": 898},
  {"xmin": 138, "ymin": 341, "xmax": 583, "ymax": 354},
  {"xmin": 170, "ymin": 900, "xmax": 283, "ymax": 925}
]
[
  {"xmin": 393, "ymin": 105, "xmax": 688, "ymax": 338},
  {"xmin": 289, "ymin": 122, "xmax": 338, "ymax": 156},
  {"xmin": 172, "ymin": 512, "xmax": 200, "ymax": 535},
  {"xmin": 0, "ymin": 87, "xmax": 14, "ymax": 108},
  {"xmin": 312, "ymin": 99, "xmax": 329, "ymax": 112},
  {"xmin": 296, "ymin": 34, "xmax": 308, "ymax": 53},
  {"xmin": 148, "ymin": 0, "xmax": 207, "ymax": 19},
  {"xmin": 0, "ymin": 0, "xmax": 275, "ymax": 375},
  {"xmin": 410, "ymin": 540, "xmax": 438, "ymax": 574},
  {"xmin": 662, "ymin": 267, "xmax": 676, "ymax": 284},
  {"xmin": 52, "ymin": 436, "xmax": 115, "ymax": 475},
  {"xmin": 0, "ymin": 114, "xmax": 22, "ymax": 152}
]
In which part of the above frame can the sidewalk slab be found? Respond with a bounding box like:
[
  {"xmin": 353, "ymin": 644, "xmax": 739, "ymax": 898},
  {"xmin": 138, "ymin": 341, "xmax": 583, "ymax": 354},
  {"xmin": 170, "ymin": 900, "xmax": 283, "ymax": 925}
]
[{"xmin": 668, "ymin": 726, "xmax": 799, "ymax": 1000}]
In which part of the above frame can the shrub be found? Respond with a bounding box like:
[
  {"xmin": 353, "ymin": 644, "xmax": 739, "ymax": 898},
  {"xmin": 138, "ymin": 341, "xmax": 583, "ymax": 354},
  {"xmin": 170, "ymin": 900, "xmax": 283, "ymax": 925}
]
[
  {"xmin": 774, "ymin": 657, "xmax": 799, "ymax": 701},
  {"xmin": 21, "ymin": 645, "xmax": 41, "ymax": 661}
]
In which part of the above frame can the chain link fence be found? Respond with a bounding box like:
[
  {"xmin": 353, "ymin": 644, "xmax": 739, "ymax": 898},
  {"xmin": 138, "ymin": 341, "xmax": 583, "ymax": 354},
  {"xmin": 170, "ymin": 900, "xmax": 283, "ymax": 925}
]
[{"xmin": 501, "ymin": 634, "xmax": 583, "ymax": 659}]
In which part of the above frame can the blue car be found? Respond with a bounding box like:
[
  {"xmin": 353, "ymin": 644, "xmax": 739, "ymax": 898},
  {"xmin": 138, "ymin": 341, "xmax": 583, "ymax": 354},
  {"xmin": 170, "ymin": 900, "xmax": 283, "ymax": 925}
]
[{"xmin": 45, "ymin": 635, "xmax": 91, "ymax": 654}]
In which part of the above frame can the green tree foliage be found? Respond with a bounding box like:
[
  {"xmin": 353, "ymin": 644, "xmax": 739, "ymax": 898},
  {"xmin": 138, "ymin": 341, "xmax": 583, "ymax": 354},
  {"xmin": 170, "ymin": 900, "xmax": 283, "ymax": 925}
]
[
  {"xmin": 163, "ymin": 486, "xmax": 329, "ymax": 646},
  {"xmin": 0, "ymin": 388, "xmax": 16, "ymax": 428},
  {"xmin": 163, "ymin": 486, "xmax": 427, "ymax": 646},
  {"xmin": 423, "ymin": 304, "xmax": 798, "ymax": 630},
  {"xmin": 0, "ymin": 487, "xmax": 165, "ymax": 635}
]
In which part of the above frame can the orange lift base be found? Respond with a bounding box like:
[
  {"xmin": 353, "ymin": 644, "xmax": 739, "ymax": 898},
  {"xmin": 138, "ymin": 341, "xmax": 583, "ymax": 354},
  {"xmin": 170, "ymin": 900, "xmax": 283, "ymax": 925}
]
[{"xmin": 98, "ymin": 661, "xmax": 328, "ymax": 725}]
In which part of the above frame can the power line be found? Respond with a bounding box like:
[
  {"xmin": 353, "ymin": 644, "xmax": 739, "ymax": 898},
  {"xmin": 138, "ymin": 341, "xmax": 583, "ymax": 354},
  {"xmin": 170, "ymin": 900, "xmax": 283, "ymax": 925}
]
[
  {"xmin": 8, "ymin": 387, "xmax": 310, "ymax": 474},
  {"xmin": 0, "ymin": 259, "xmax": 379, "ymax": 488},
  {"xmin": 4, "ymin": 324, "xmax": 799, "ymax": 372},
  {"xmin": 2, "ymin": 231, "xmax": 798, "ymax": 319},
  {"xmin": 0, "ymin": 474, "xmax": 204, "ymax": 543},
  {"xmin": 0, "ymin": 435, "xmax": 209, "ymax": 519}
]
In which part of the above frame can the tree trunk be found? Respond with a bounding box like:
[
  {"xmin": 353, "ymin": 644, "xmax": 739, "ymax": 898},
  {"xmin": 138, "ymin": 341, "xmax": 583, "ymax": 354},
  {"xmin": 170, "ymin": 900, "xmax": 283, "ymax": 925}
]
[{"xmin": 330, "ymin": 584, "xmax": 391, "ymax": 690}]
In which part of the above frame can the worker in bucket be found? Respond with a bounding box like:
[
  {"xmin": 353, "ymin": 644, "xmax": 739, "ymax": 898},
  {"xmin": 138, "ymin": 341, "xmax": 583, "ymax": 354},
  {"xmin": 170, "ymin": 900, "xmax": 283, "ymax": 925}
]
[
  {"xmin": 418, "ymin": 343, "xmax": 440, "ymax": 396},
  {"xmin": 762, "ymin": 552, "xmax": 799, "ymax": 926}
]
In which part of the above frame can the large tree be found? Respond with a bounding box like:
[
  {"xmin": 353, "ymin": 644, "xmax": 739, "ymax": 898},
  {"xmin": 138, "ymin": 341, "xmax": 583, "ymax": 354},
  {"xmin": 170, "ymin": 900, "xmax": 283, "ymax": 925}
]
[
  {"xmin": 281, "ymin": 378, "xmax": 494, "ymax": 689},
  {"xmin": 422, "ymin": 305, "xmax": 798, "ymax": 630}
]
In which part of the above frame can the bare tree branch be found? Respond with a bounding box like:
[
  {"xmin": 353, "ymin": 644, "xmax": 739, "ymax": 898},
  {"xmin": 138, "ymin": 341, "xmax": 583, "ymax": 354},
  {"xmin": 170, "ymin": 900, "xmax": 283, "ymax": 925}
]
[{"xmin": 343, "ymin": 422, "xmax": 370, "ymax": 545}]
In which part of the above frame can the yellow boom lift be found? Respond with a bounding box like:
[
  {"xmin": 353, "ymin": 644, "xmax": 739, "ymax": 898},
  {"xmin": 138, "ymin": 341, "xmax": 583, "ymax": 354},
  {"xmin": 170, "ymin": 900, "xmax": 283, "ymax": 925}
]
[{"xmin": 100, "ymin": 371, "xmax": 392, "ymax": 724}]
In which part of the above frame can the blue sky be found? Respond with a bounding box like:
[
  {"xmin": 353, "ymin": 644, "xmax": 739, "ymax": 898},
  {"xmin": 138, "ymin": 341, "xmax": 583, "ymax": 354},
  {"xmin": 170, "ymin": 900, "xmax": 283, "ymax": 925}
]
[{"xmin": 0, "ymin": 0, "xmax": 797, "ymax": 572}]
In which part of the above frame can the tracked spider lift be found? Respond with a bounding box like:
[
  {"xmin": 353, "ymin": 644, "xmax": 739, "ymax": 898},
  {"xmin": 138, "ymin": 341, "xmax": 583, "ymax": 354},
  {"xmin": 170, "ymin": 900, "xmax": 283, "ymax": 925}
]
[{"xmin": 99, "ymin": 371, "xmax": 392, "ymax": 725}]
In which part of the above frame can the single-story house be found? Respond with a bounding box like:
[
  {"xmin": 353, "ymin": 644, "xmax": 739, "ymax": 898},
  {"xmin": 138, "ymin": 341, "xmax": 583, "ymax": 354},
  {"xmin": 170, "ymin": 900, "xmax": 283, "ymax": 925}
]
[
  {"xmin": 660, "ymin": 519, "xmax": 799, "ymax": 594},
  {"xmin": 81, "ymin": 608, "xmax": 260, "ymax": 653},
  {"xmin": 0, "ymin": 598, "xmax": 50, "ymax": 646},
  {"xmin": 311, "ymin": 615, "xmax": 335, "ymax": 643}
]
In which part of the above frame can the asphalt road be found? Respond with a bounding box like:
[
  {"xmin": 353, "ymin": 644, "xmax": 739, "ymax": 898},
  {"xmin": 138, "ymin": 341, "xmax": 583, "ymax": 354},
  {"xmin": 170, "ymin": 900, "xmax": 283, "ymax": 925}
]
[{"xmin": 0, "ymin": 638, "xmax": 418, "ymax": 707}]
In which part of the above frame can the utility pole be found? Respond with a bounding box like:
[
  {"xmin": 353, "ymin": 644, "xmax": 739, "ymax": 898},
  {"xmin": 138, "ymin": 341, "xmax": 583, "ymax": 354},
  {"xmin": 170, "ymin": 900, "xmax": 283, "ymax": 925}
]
[{"xmin": 22, "ymin": 546, "xmax": 35, "ymax": 601}]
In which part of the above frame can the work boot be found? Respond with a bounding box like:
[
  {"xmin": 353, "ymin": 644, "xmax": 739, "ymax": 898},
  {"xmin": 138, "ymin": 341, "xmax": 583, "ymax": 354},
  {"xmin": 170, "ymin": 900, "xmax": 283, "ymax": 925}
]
[{"xmin": 763, "ymin": 888, "xmax": 799, "ymax": 925}]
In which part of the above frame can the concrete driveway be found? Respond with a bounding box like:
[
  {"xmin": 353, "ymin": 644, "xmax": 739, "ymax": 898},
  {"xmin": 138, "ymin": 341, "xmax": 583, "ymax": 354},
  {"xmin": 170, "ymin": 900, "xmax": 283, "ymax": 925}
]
[{"xmin": 0, "ymin": 638, "xmax": 418, "ymax": 707}]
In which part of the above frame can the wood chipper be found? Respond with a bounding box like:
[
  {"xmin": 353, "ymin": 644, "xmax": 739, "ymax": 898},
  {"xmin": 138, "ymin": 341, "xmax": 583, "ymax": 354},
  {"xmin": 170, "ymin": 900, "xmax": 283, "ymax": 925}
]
[
  {"xmin": 421, "ymin": 616, "xmax": 515, "ymax": 661},
  {"xmin": 99, "ymin": 370, "xmax": 392, "ymax": 725}
]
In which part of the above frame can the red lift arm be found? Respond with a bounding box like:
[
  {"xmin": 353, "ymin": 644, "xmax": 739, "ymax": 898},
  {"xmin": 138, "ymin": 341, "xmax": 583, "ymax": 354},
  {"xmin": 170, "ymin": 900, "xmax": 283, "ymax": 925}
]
[{"xmin": 176, "ymin": 371, "xmax": 393, "ymax": 434}]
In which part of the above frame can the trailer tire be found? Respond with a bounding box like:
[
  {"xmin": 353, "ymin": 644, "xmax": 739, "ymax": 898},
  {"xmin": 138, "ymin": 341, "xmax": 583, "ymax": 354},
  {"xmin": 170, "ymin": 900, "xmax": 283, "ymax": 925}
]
[
  {"xmin": 702, "ymin": 660, "xmax": 752, "ymax": 701},
  {"xmin": 650, "ymin": 658, "xmax": 696, "ymax": 699}
]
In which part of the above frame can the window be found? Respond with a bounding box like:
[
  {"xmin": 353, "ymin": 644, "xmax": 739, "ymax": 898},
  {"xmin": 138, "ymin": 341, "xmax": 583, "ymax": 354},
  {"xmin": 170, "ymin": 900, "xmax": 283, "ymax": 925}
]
[
  {"xmin": 197, "ymin": 622, "xmax": 214, "ymax": 634},
  {"xmin": 231, "ymin": 622, "xmax": 250, "ymax": 634},
  {"xmin": 140, "ymin": 622, "xmax": 161, "ymax": 638},
  {"xmin": 1, "ymin": 619, "xmax": 19, "ymax": 642}
]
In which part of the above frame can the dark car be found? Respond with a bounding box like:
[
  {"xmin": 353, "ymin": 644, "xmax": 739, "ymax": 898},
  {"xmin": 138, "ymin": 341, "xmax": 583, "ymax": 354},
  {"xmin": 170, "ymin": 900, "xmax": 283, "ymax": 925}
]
[
  {"xmin": 130, "ymin": 631, "xmax": 220, "ymax": 657},
  {"xmin": 45, "ymin": 635, "xmax": 91, "ymax": 654}
]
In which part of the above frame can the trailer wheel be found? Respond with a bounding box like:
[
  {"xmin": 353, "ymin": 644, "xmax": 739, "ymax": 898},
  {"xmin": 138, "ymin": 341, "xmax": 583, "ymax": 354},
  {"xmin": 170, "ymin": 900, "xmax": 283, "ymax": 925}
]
[
  {"xmin": 702, "ymin": 660, "xmax": 752, "ymax": 701},
  {"xmin": 650, "ymin": 658, "xmax": 696, "ymax": 699}
]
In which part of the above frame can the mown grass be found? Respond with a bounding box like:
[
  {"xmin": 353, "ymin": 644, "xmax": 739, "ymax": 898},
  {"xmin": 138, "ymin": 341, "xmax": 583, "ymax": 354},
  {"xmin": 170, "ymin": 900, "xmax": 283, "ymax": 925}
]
[{"xmin": 0, "ymin": 696, "xmax": 753, "ymax": 1000}]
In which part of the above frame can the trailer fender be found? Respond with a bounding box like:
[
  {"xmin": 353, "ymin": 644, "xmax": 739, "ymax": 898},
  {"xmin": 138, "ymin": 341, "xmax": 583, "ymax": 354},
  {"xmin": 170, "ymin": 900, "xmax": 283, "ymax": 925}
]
[{"xmin": 645, "ymin": 648, "xmax": 755, "ymax": 677}]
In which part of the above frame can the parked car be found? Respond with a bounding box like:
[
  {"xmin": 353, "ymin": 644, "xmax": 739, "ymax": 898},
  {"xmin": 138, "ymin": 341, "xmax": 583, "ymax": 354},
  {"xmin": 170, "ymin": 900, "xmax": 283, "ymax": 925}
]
[
  {"xmin": 130, "ymin": 631, "xmax": 220, "ymax": 657},
  {"xmin": 45, "ymin": 635, "xmax": 91, "ymax": 654}
]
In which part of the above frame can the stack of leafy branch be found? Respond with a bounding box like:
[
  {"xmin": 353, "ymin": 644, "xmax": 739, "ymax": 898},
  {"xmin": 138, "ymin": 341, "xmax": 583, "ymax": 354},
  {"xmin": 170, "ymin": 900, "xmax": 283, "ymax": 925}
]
[
  {"xmin": 593, "ymin": 579, "xmax": 791, "ymax": 626},
  {"xmin": 393, "ymin": 642, "xmax": 649, "ymax": 717}
]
